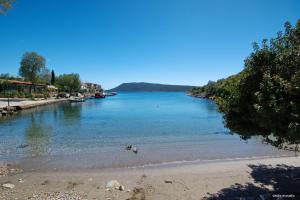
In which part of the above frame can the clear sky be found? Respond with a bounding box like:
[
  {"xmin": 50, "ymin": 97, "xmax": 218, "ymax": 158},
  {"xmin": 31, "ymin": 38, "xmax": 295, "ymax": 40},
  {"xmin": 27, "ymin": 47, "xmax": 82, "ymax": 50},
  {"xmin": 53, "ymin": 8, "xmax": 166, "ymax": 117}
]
[{"xmin": 0, "ymin": 0, "xmax": 299, "ymax": 89}]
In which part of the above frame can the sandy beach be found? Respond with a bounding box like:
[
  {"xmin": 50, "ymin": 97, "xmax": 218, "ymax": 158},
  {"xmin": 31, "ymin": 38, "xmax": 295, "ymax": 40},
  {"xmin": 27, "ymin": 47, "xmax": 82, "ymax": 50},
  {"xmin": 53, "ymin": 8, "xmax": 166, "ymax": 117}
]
[{"xmin": 1, "ymin": 156, "xmax": 299, "ymax": 200}]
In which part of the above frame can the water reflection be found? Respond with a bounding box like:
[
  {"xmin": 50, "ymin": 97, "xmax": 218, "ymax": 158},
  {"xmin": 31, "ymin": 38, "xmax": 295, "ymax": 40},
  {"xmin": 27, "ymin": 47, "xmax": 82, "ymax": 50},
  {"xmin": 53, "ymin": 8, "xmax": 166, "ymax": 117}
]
[
  {"xmin": 25, "ymin": 114, "xmax": 52, "ymax": 157},
  {"xmin": 202, "ymin": 99, "xmax": 218, "ymax": 112},
  {"xmin": 60, "ymin": 103, "xmax": 82, "ymax": 123}
]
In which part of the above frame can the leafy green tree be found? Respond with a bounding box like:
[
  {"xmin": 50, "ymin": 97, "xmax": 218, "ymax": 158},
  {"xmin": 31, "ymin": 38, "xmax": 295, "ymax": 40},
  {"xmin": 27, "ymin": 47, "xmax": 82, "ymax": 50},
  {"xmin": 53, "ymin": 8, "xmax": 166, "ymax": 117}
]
[
  {"xmin": 0, "ymin": 73, "xmax": 10, "ymax": 79},
  {"xmin": 56, "ymin": 73, "xmax": 81, "ymax": 93},
  {"xmin": 0, "ymin": 0, "xmax": 15, "ymax": 14},
  {"xmin": 19, "ymin": 52, "xmax": 46, "ymax": 92},
  {"xmin": 40, "ymin": 67, "xmax": 51, "ymax": 84},
  {"xmin": 191, "ymin": 75, "xmax": 240, "ymax": 99},
  {"xmin": 51, "ymin": 70, "xmax": 55, "ymax": 85},
  {"xmin": 191, "ymin": 20, "xmax": 300, "ymax": 150},
  {"xmin": 0, "ymin": 73, "xmax": 22, "ymax": 80},
  {"xmin": 216, "ymin": 20, "xmax": 300, "ymax": 150}
]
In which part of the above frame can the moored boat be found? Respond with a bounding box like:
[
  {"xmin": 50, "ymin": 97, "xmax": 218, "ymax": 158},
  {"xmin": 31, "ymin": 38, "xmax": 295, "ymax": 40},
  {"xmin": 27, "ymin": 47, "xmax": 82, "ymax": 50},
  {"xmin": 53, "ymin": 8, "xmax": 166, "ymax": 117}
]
[
  {"xmin": 95, "ymin": 92, "xmax": 105, "ymax": 98},
  {"xmin": 105, "ymin": 92, "xmax": 117, "ymax": 96},
  {"xmin": 69, "ymin": 97, "xmax": 85, "ymax": 102}
]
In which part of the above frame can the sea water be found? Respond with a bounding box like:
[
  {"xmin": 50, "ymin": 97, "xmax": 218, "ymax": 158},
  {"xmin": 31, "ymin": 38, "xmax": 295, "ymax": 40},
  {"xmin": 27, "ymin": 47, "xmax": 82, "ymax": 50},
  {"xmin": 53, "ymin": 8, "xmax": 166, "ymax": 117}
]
[{"xmin": 0, "ymin": 92, "xmax": 292, "ymax": 170}]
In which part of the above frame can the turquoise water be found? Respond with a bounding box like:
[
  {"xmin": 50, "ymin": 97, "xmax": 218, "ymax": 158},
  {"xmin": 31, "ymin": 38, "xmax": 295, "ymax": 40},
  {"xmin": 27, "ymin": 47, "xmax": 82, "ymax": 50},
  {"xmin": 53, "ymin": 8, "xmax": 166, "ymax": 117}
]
[{"xmin": 0, "ymin": 92, "xmax": 291, "ymax": 170}]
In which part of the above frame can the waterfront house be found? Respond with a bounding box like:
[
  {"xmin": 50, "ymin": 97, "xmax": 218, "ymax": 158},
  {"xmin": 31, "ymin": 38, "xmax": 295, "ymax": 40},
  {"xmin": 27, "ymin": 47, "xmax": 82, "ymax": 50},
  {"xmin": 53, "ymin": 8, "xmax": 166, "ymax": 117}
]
[
  {"xmin": 81, "ymin": 82, "xmax": 103, "ymax": 93},
  {"xmin": 0, "ymin": 79, "xmax": 47, "ymax": 93},
  {"xmin": 47, "ymin": 85, "xmax": 58, "ymax": 97}
]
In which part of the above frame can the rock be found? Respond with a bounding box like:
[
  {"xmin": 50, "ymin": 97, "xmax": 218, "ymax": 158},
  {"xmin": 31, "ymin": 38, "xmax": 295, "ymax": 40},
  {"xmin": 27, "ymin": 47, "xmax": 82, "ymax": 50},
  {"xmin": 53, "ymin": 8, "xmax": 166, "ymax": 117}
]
[
  {"xmin": 5, "ymin": 106, "xmax": 16, "ymax": 111},
  {"xmin": 259, "ymin": 194, "xmax": 266, "ymax": 200},
  {"xmin": 0, "ymin": 165, "xmax": 9, "ymax": 177},
  {"xmin": 29, "ymin": 191, "xmax": 87, "ymax": 199},
  {"xmin": 18, "ymin": 178, "xmax": 24, "ymax": 183},
  {"xmin": 17, "ymin": 144, "xmax": 29, "ymax": 149},
  {"xmin": 119, "ymin": 185, "xmax": 125, "ymax": 191},
  {"xmin": 132, "ymin": 147, "xmax": 138, "ymax": 154},
  {"xmin": 105, "ymin": 180, "xmax": 126, "ymax": 191},
  {"xmin": 2, "ymin": 183, "xmax": 15, "ymax": 189},
  {"xmin": 0, "ymin": 164, "xmax": 22, "ymax": 177},
  {"xmin": 88, "ymin": 177, "xmax": 93, "ymax": 182},
  {"xmin": 9, "ymin": 167, "xmax": 23, "ymax": 174},
  {"xmin": 106, "ymin": 180, "xmax": 121, "ymax": 189},
  {"xmin": 164, "ymin": 180, "xmax": 173, "ymax": 184}
]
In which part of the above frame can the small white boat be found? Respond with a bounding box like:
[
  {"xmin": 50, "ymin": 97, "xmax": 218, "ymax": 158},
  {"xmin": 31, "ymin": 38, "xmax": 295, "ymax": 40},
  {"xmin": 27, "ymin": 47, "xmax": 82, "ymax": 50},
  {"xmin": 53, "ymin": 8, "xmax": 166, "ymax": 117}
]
[
  {"xmin": 105, "ymin": 92, "xmax": 117, "ymax": 97},
  {"xmin": 69, "ymin": 97, "xmax": 85, "ymax": 103}
]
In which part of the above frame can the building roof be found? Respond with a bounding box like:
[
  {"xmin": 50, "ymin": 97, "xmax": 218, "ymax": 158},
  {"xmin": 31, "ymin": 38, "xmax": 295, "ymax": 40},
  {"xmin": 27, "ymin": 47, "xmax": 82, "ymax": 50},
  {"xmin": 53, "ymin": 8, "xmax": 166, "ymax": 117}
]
[{"xmin": 0, "ymin": 79, "xmax": 46, "ymax": 86}]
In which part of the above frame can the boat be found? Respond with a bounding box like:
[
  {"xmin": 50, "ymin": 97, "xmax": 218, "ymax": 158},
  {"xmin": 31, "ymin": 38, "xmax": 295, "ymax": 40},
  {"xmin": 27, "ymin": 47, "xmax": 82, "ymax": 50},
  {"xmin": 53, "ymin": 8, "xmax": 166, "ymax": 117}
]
[
  {"xmin": 69, "ymin": 97, "xmax": 85, "ymax": 102},
  {"xmin": 105, "ymin": 92, "xmax": 117, "ymax": 97},
  {"xmin": 95, "ymin": 92, "xmax": 105, "ymax": 98}
]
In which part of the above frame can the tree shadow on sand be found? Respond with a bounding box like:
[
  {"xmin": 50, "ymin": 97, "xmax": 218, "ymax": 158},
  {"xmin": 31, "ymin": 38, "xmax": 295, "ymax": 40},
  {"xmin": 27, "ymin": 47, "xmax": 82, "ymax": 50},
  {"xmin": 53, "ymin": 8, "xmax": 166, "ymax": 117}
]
[{"xmin": 203, "ymin": 164, "xmax": 300, "ymax": 200}]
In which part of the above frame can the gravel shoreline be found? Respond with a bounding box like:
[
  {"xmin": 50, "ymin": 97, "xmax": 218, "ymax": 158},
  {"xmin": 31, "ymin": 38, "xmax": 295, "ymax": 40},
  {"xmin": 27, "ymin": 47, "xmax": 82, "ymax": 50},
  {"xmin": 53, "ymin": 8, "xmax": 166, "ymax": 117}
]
[{"xmin": 1, "ymin": 156, "xmax": 300, "ymax": 200}]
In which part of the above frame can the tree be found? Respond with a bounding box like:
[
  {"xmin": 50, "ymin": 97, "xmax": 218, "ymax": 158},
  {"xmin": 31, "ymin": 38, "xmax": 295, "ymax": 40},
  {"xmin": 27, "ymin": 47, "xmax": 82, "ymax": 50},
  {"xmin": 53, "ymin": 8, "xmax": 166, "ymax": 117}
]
[
  {"xmin": 0, "ymin": 0, "xmax": 15, "ymax": 14},
  {"xmin": 216, "ymin": 20, "xmax": 300, "ymax": 150},
  {"xmin": 40, "ymin": 67, "xmax": 51, "ymax": 84},
  {"xmin": 19, "ymin": 52, "xmax": 46, "ymax": 92},
  {"xmin": 0, "ymin": 73, "xmax": 23, "ymax": 81},
  {"xmin": 56, "ymin": 73, "xmax": 81, "ymax": 93},
  {"xmin": 0, "ymin": 73, "xmax": 10, "ymax": 79},
  {"xmin": 51, "ymin": 70, "xmax": 55, "ymax": 85}
]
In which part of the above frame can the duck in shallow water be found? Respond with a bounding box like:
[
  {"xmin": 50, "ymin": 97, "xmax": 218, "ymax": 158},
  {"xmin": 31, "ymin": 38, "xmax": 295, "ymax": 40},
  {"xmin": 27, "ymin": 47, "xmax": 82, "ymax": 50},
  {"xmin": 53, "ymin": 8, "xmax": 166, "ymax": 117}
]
[
  {"xmin": 132, "ymin": 147, "xmax": 138, "ymax": 154},
  {"xmin": 126, "ymin": 145, "xmax": 132, "ymax": 150}
]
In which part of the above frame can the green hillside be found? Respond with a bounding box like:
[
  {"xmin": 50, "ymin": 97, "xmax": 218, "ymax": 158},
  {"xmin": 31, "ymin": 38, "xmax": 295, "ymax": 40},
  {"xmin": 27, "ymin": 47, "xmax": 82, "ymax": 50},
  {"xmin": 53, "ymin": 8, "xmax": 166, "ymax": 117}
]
[{"xmin": 108, "ymin": 82, "xmax": 195, "ymax": 92}]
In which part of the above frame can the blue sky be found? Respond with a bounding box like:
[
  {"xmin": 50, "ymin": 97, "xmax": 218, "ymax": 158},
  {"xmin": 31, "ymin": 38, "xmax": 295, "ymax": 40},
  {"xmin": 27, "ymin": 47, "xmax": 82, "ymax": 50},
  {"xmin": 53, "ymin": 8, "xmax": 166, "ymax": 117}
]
[{"xmin": 0, "ymin": 0, "xmax": 299, "ymax": 89}]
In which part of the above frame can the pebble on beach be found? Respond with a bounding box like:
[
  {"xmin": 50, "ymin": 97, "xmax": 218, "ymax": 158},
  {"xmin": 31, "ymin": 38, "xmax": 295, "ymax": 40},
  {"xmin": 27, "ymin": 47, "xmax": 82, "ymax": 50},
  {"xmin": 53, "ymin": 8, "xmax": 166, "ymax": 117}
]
[
  {"xmin": 119, "ymin": 185, "xmax": 125, "ymax": 191},
  {"xmin": 105, "ymin": 180, "xmax": 125, "ymax": 191},
  {"xmin": 0, "ymin": 163, "xmax": 23, "ymax": 177},
  {"xmin": 2, "ymin": 183, "xmax": 15, "ymax": 189},
  {"xmin": 28, "ymin": 191, "xmax": 87, "ymax": 200}
]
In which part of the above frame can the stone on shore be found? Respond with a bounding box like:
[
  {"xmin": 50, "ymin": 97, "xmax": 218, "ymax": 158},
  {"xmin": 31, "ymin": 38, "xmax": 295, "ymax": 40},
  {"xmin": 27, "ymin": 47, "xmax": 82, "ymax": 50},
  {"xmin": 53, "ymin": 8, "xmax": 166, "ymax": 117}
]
[
  {"xmin": 28, "ymin": 191, "xmax": 87, "ymax": 200},
  {"xmin": 2, "ymin": 183, "xmax": 15, "ymax": 189},
  {"xmin": 164, "ymin": 180, "xmax": 173, "ymax": 184},
  {"xmin": 119, "ymin": 185, "xmax": 125, "ymax": 191},
  {"xmin": 0, "ymin": 163, "xmax": 23, "ymax": 177},
  {"xmin": 105, "ymin": 180, "xmax": 125, "ymax": 191},
  {"xmin": 106, "ymin": 180, "xmax": 121, "ymax": 189}
]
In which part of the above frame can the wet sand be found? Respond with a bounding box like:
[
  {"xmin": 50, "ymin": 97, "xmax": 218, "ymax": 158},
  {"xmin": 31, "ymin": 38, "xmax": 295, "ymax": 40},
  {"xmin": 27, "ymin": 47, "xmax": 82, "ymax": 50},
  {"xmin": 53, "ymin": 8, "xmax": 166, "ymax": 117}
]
[{"xmin": 1, "ymin": 156, "xmax": 300, "ymax": 200}]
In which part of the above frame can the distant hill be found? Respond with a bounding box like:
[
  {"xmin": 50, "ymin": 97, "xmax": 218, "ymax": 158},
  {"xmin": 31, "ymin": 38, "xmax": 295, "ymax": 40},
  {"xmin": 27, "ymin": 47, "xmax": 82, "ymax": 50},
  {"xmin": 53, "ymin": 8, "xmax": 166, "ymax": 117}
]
[{"xmin": 108, "ymin": 82, "xmax": 196, "ymax": 92}]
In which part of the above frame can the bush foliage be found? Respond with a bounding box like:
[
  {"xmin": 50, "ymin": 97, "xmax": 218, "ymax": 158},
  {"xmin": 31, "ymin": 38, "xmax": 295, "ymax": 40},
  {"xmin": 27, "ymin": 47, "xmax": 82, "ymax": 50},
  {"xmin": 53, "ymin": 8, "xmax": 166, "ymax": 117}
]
[{"xmin": 192, "ymin": 20, "xmax": 300, "ymax": 149}]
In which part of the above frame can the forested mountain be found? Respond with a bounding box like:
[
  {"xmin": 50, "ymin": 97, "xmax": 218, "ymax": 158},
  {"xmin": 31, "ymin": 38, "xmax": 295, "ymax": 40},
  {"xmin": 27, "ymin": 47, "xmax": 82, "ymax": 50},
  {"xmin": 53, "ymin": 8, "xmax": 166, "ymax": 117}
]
[{"xmin": 109, "ymin": 82, "xmax": 195, "ymax": 92}]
